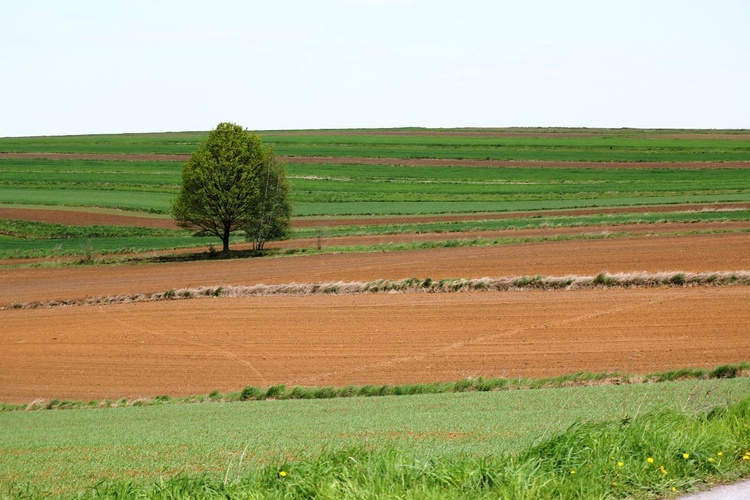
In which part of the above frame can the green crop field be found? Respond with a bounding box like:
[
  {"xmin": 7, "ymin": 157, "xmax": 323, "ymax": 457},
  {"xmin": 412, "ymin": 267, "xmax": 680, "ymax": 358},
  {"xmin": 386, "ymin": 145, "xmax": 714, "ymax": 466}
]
[
  {"xmin": 2, "ymin": 378, "xmax": 749, "ymax": 496},
  {"xmin": 1, "ymin": 128, "xmax": 750, "ymax": 161},
  {"xmin": 0, "ymin": 128, "xmax": 749, "ymax": 261}
]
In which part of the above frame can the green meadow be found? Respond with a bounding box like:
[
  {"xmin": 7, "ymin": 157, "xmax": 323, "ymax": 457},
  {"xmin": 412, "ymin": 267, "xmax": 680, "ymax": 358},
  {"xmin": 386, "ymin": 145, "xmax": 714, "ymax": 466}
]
[{"xmin": 2, "ymin": 378, "xmax": 750, "ymax": 497}]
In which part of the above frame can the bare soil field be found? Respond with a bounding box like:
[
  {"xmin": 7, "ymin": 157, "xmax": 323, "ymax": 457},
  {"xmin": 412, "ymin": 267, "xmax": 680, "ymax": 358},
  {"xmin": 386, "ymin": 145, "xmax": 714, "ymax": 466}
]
[
  {"xmin": 1, "ymin": 287, "xmax": 748, "ymax": 403},
  {"xmin": 1, "ymin": 232, "xmax": 749, "ymax": 306},
  {"xmin": 2, "ymin": 203, "xmax": 748, "ymax": 229}
]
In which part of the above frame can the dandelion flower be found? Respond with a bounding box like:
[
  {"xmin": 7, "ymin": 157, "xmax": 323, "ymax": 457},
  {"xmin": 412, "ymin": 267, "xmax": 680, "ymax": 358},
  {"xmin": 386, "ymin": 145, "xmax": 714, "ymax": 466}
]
[
  {"xmin": 570, "ymin": 469, "xmax": 576, "ymax": 475},
  {"xmin": 717, "ymin": 452, "xmax": 724, "ymax": 457},
  {"xmin": 279, "ymin": 471, "xmax": 288, "ymax": 477},
  {"xmin": 612, "ymin": 481, "xmax": 618, "ymax": 487},
  {"xmin": 708, "ymin": 457, "xmax": 715, "ymax": 463},
  {"xmin": 743, "ymin": 455, "xmax": 750, "ymax": 461},
  {"xmin": 660, "ymin": 466, "xmax": 668, "ymax": 475},
  {"xmin": 672, "ymin": 487, "xmax": 677, "ymax": 492},
  {"xmin": 617, "ymin": 461, "xmax": 624, "ymax": 467},
  {"xmin": 683, "ymin": 453, "xmax": 690, "ymax": 460},
  {"xmin": 647, "ymin": 457, "xmax": 654, "ymax": 464}
]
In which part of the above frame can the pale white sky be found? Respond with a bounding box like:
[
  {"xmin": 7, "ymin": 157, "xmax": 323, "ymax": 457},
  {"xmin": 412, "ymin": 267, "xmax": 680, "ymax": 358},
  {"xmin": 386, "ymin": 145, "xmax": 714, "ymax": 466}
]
[{"xmin": 1, "ymin": 0, "xmax": 749, "ymax": 136}]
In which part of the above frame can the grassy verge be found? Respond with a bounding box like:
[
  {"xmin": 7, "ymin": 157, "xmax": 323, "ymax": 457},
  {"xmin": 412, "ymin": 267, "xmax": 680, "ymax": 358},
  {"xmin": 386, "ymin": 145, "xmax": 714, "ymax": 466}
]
[
  {"xmin": 2, "ymin": 378, "xmax": 749, "ymax": 497},
  {"xmin": 3, "ymin": 363, "xmax": 747, "ymax": 413}
]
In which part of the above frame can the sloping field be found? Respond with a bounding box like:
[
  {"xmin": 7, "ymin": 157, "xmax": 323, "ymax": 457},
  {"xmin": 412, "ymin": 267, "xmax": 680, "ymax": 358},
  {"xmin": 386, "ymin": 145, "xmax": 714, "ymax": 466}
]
[
  {"xmin": 2, "ymin": 287, "xmax": 749, "ymax": 403},
  {"xmin": 1, "ymin": 232, "xmax": 748, "ymax": 306}
]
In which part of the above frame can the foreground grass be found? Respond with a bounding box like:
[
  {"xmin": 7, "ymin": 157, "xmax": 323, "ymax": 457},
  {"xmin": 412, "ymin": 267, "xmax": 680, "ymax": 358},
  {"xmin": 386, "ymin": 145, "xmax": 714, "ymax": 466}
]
[
  {"xmin": 1, "ymin": 379, "xmax": 749, "ymax": 497},
  {"xmin": 86, "ymin": 400, "xmax": 750, "ymax": 499}
]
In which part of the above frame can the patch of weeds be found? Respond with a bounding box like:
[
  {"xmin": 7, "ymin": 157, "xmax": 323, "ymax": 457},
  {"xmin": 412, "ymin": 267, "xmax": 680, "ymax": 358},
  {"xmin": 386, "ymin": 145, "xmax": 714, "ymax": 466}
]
[
  {"xmin": 164, "ymin": 289, "xmax": 176, "ymax": 299},
  {"xmin": 240, "ymin": 386, "xmax": 263, "ymax": 401},
  {"xmin": 264, "ymin": 385, "xmax": 287, "ymax": 399},
  {"xmin": 453, "ymin": 379, "xmax": 473, "ymax": 392},
  {"xmin": 593, "ymin": 272, "xmax": 617, "ymax": 286},
  {"xmin": 710, "ymin": 364, "xmax": 739, "ymax": 379},
  {"xmin": 669, "ymin": 273, "xmax": 686, "ymax": 286}
]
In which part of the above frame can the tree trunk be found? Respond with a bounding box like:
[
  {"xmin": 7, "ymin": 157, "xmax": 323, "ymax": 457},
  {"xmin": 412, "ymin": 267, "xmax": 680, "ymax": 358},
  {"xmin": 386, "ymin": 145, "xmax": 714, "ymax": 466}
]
[{"xmin": 221, "ymin": 223, "xmax": 231, "ymax": 253}]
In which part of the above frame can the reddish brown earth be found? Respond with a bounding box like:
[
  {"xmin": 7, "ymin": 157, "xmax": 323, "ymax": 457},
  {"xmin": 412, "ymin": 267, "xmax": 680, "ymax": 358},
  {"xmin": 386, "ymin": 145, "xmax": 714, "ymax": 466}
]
[
  {"xmin": 2, "ymin": 232, "xmax": 749, "ymax": 306},
  {"xmin": 2, "ymin": 219, "xmax": 749, "ymax": 402},
  {"xmin": 1, "ymin": 288, "xmax": 748, "ymax": 403},
  {"xmin": 2, "ymin": 203, "xmax": 748, "ymax": 230},
  {"xmin": 0, "ymin": 207, "xmax": 179, "ymax": 229}
]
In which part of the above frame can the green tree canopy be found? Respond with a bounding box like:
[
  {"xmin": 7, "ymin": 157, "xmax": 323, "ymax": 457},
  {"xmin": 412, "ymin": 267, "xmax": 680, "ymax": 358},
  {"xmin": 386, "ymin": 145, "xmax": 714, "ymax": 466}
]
[{"xmin": 171, "ymin": 122, "xmax": 291, "ymax": 253}]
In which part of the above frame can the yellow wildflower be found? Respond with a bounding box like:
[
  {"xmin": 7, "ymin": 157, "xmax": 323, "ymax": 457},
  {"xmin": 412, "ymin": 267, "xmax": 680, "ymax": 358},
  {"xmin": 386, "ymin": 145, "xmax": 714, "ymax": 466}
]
[
  {"xmin": 743, "ymin": 455, "xmax": 750, "ymax": 461},
  {"xmin": 612, "ymin": 481, "xmax": 618, "ymax": 487},
  {"xmin": 717, "ymin": 452, "xmax": 724, "ymax": 457},
  {"xmin": 660, "ymin": 466, "xmax": 668, "ymax": 475},
  {"xmin": 279, "ymin": 470, "xmax": 287, "ymax": 477},
  {"xmin": 617, "ymin": 461, "xmax": 624, "ymax": 467},
  {"xmin": 647, "ymin": 457, "xmax": 654, "ymax": 464},
  {"xmin": 683, "ymin": 453, "xmax": 690, "ymax": 460},
  {"xmin": 570, "ymin": 469, "xmax": 575, "ymax": 475},
  {"xmin": 708, "ymin": 457, "xmax": 715, "ymax": 463},
  {"xmin": 672, "ymin": 487, "xmax": 677, "ymax": 492}
]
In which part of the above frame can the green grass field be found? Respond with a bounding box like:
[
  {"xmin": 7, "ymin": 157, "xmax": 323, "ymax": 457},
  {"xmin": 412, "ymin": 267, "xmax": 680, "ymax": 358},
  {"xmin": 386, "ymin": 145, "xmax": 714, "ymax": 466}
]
[
  {"xmin": 2, "ymin": 378, "xmax": 749, "ymax": 496},
  {"xmin": 2, "ymin": 158, "xmax": 750, "ymax": 216},
  {"xmin": 2, "ymin": 128, "xmax": 749, "ymax": 161},
  {"xmin": 1, "ymin": 128, "xmax": 749, "ymax": 260}
]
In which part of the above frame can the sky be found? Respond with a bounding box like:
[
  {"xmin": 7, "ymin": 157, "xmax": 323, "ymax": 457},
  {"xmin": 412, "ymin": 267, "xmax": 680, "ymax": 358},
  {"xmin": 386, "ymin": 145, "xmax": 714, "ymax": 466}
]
[{"xmin": 1, "ymin": 0, "xmax": 749, "ymax": 137}]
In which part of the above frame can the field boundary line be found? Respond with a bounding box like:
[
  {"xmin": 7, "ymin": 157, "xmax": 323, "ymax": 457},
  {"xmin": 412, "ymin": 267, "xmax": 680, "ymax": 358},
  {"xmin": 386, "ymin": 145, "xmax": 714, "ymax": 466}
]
[{"xmin": 2, "ymin": 270, "xmax": 749, "ymax": 311}]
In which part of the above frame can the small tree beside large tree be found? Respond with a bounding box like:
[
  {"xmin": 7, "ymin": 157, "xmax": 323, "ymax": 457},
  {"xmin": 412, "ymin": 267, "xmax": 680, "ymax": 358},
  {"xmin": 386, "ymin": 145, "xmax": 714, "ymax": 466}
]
[{"xmin": 171, "ymin": 122, "xmax": 291, "ymax": 253}]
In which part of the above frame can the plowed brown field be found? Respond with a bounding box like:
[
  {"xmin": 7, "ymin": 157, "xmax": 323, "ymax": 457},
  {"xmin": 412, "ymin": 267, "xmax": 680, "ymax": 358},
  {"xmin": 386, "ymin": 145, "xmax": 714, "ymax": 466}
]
[
  {"xmin": 2, "ymin": 232, "xmax": 749, "ymax": 403},
  {"xmin": 2, "ymin": 288, "xmax": 749, "ymax": 403},
  {"xmin": 3, "ymin": 203, "xmax": 748, "ymax": 229},
  {"xmin": 2, "ymin": 232, "xmax": 749, "ymax": 305}
]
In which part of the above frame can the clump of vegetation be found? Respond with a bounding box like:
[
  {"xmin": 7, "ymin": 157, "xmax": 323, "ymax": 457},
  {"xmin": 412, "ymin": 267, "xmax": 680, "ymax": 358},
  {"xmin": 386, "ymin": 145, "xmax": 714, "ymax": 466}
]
[{"xmin": 171, "ymin": 122, "xmax": 291, "ymax": 253}]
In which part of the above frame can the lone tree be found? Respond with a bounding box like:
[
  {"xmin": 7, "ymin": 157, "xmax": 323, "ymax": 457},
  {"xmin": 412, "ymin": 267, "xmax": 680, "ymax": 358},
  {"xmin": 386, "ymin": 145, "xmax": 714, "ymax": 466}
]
[{"xmin": 171, "ymin": 122, "xmax": 291, "ymax": 253}]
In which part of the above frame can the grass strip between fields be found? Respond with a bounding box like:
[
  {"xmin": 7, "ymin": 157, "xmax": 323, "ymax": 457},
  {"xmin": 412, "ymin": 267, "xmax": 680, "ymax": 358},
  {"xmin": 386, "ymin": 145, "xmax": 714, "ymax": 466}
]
[
  {"xmin": 4, "ymin": 271, "xmax": 749, "ymax": 311},
  {"xmin": 2, "ymin": 362, "xmax": 748, "ymax": 414}
]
